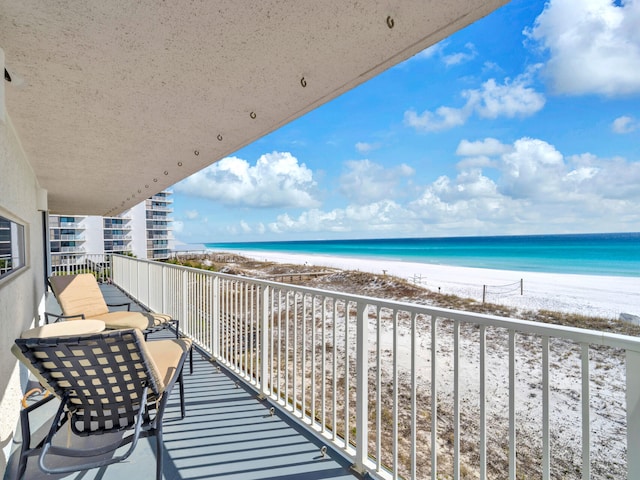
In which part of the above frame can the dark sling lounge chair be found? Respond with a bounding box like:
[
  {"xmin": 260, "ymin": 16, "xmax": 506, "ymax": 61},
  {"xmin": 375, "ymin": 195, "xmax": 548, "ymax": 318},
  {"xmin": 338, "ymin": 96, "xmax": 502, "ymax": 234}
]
[{"xmin": 13, "ymin": 328, "xmax": 191, "ymax": 479}]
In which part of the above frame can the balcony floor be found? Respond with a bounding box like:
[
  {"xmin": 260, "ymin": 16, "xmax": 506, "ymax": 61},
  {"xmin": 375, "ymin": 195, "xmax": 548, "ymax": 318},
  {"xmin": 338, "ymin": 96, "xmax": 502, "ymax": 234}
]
[{"xmin": 5, "ymin": 285, "xmax": 359, "ymax": 480}]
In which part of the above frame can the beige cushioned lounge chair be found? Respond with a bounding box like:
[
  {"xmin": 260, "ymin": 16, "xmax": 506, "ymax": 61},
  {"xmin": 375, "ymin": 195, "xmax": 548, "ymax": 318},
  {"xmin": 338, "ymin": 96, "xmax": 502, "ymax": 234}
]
[
  {"xmin": 13, "ymin": 328, "xmax": 191, "ymax": 479},
  {"xmin": 47, "ymin": 273, "xmax": 177, "ymax": 337}
]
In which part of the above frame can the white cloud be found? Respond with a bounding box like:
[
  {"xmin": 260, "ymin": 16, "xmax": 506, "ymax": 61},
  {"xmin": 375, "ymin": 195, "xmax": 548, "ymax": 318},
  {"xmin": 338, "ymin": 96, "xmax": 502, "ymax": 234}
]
[
  {"xmin": 466, "ymin": 68, "xmax": 546, "ymax": 119},
  {"xmin": 174, "ymin": 151, "xmax": 320, "ymax": 208},
  {"xmin": 404, "ymin": 68, "xmax": 545, "ymax": 132},
  {"xmin": 527, "ymin": 0, "xmax": 640, "ymax": 96},
  {"xmin": 410, "ymin": 41, "xmax": 477, "ymax": 67},
  {"xmin": 338, "ymin": 160, "xmax": 415, "ymax": 204},
  {"xmin": 412, "ymin": 42, "xmax": 446, "ymax": 61},
  {"xmin": 268, "ymin": 200, "xmax": 409, "ymax": 234},
  {"xmin": 404, "ymin": 105, "xmax": 470, "ymax": 132},
  {"xmin": 355, "ymin": 142, "xmax": 381, "ymax": 153},
  {"xmin": 456, "ymin": 138, "xmax": 513, "ymax": 157},
  {"xmin": 443, "ymin": 42, "xmax": 478, "ymax": 66},
  {"xmin": 185, "ymin": 210, "xmax": 199, "ymax": 220},
  {"xmin": 240, "ymin": 220, "xmax": 252, "ymax": 233},
  {"xmin": 499, "ymin": 137, "xmax": 565, "ymax": 199},
  {"xmin": 257, "ymin": 138, "xmax": 640, "ymax": 237},
  {"xmin": 612, "ymin": 115, "xmax": 639, "ymax": 133}
]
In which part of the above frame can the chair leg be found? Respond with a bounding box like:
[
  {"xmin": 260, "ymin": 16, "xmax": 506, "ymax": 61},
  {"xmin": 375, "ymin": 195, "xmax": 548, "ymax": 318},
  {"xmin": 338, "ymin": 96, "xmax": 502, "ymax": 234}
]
[
  {"xmin": 189, "ymin": 345, "xmax": 193, "ymax": 375},
  {"xmin": 16, "ymin": 453, "xmax": 28, "ymax": 480},
  {"xmin": 179, "ymin": 370, "xmax": 185, "ymax": 420},
  {"xmin": 156, "ymin": 427, "xmax": 163, "ymax": 480},
  {"xmin": 17, "ymin": 408, "xmax": 31, "ymax": 480}
]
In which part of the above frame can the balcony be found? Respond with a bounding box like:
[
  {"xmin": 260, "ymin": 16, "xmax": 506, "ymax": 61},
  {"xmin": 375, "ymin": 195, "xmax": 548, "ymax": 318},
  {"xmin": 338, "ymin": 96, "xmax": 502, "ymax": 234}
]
[
  {"xmin": 149, "ymin": 206, "xmax": 174, "ymax": 214},
  {"xmin": 147, "ymin": 224, "xmax": 172, "ymax": 232},
  {"xmin": 103, "ymin": 255, "xmax": 640, "ymax": 479},
  {"xmin": 50, "ymin": 245, "xmax": 86, "ymax": 254},
  {"xmin": 51, "ymin": 222, "xmax": 85, "ymax": 229},
  {"xmin": 150, "ymin": 194, "xmax": 174, "ymax": 203},
  {"xmin": 50, "ymin": 234, "xmax": 85, "ymax": 241},
  {"xmin": 7, "ymin": 253, "xmax": 640, "ymax": 479},
  {"xmin": 147, "ymin": 232, "xmax": 169, "ymax": 239},
  {"xmin": 103, "ymin": 234, "xmax": 132, "ymax": 240},
  {"xmin": 6, "ymin": 280, "xmax": 357, "ymax": 480}
]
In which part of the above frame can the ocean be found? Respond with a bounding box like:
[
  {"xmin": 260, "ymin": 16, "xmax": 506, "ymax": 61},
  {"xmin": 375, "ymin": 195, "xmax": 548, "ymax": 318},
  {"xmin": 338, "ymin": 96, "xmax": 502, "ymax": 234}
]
[{"xmin": 205, "ymin": 232, "xmax": 640, "ymax": 277}]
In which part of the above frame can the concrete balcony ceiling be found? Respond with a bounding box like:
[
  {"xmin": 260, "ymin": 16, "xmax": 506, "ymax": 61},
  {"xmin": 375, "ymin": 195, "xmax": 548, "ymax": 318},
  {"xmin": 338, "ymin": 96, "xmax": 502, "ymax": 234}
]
[{"xmin": 1, "ymin": 0, "xmax": 507, "ymax": 216}]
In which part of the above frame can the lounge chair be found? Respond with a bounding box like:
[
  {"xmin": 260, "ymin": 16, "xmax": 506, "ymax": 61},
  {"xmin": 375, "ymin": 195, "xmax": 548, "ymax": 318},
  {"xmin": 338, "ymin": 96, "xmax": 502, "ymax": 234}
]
[
  {"xmin": 13, "ymin": 328, "xmax": 191, "ymax": 480},
  {"xmin": 47, "ymin": 273, "xmax": 178, "ymax": 338}
]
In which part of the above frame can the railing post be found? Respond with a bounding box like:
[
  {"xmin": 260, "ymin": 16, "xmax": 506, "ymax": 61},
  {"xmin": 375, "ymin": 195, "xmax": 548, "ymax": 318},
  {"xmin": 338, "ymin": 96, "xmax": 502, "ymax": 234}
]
[
  {"xmin": 162, "ymin": 264, "xmax": 168, "ymax": 314},
  {"xmin": 627, "ymin": 350, "xmax": 640, "ymax": 479},
  {"xmin": 354, "ymin": 301, "xmax": 369, "ymax": 474},
  {"xmin": 182, "ymin": 269, "xmax": 189, "ymax": 337},
  {"xmin": 212, "ymin": 276, "xmax": 220, "ymax": 360},
  {"xmin": 260, "ymin": 286, "xmax": 270, "ymax": 398}
]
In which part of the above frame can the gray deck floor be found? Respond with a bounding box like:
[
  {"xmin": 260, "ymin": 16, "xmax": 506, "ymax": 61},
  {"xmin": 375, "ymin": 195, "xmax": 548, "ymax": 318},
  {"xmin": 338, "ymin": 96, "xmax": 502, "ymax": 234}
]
[{"xmin": 5, "ymin": 285, "xmax": 359, "ymax": 480}]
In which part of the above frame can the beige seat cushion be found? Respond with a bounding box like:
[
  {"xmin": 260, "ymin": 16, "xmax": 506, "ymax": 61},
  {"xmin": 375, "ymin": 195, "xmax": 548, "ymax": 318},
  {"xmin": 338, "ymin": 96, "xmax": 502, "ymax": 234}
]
[
  {"xmin": 49, "ymin": 274, "xmax": 109, "ymax": 317},
  {"xmin": 144, "ymin": 338, "xmax": 193, "ymax": 392},
  {"xmin": 93, "ymin": 311, "xmax": 154, "ymax": 330}
]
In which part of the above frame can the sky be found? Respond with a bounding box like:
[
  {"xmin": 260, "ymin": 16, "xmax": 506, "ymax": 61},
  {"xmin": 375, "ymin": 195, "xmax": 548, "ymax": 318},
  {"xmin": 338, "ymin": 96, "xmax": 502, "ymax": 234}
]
[{"xmin": 171, "ymin": 0, "xmax": 640, "ymax": 245}]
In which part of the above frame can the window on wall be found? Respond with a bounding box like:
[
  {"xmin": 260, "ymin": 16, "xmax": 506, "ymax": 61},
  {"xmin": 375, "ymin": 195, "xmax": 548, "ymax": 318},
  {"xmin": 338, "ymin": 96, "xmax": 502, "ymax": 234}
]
[{"xmin": 0, "ymin": 215, "xmax": 26, "ymax": 279}]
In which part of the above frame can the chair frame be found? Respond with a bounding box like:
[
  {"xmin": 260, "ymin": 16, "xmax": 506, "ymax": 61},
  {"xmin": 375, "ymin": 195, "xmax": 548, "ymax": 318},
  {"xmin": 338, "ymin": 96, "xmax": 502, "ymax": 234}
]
[{"xmin": 14, "ymin": 329, "xmax": 187, "ymax": 480}]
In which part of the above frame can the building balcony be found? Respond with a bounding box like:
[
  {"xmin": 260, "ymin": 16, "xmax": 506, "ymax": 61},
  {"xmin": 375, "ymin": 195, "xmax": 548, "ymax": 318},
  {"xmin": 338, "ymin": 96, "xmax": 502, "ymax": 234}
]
[
  {"xmin": 51, "ymin": 222, "xmax": 86, "ymax": 229},
  {"xmin": 150, "ymin": 194, "xmax": 174, "ymax": 203},
  {"xmin": 147, "ymin": 233, "xmax": 169, "ymax": 240},
  {"xmin": 105, "ymin": 247, "xmax": 133, "ymax": 254},
  {"xmin": 50, "ymin": 245, "xmax": 86, "ymax": 254},
  {"xmin": 103, "ymin": 234, "xmax": 132, "ymax": 240},
  {"xmin": 147, "ymin": 215, "xmax": 174, "ymax": 222},
  {"xmin": 7, "ymin": 280, "xmax": 357, "ymax": 480},
  {"xmin": 104, "ymin": 227, "xmax": 132, "ymax": 232},
  {"xmin": 7, "ymin": 254, "xmax": 640, "ymax": 479},
  {"xmin": 147, "ymin": 206, "xmax": 174, "ymax": 213},
  {"xmin": 50, "ymin": 234, "xmax": 85, "ymax": 241},
  {"xmin": 146, "ymin": 224, "xmax": 172, "ymax": 231},
  {"xmin": 99, "ymin": 256, "xmax": 640, "ymax": 479}
]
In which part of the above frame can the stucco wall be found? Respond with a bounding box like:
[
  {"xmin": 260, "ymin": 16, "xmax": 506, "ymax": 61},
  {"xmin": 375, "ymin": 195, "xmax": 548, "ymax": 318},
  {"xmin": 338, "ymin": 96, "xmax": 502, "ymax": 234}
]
[{"xmin": 0, "ymin": 102, "xmax": 46, "ymax": 471}]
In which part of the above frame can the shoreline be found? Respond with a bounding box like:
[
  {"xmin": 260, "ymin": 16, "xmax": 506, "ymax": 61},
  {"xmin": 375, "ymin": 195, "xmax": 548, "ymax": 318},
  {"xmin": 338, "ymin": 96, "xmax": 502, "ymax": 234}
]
[{"xmin": 204, "ymin": 248, "xmax": 640, "ymax": 320}]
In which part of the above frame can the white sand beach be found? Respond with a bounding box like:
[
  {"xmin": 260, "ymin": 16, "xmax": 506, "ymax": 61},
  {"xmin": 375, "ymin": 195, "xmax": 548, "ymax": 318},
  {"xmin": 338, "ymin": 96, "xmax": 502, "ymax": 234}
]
[{"xmin": 217, "ymin": 249, "xmax": 640, "ymax": 320}]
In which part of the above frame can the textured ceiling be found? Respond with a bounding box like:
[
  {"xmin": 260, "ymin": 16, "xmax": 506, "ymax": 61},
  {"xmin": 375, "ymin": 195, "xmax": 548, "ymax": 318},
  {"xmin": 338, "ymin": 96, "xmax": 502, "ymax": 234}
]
[{"xmin": 1, "ymin": 0, "xmax": 507, "ymax": 215}]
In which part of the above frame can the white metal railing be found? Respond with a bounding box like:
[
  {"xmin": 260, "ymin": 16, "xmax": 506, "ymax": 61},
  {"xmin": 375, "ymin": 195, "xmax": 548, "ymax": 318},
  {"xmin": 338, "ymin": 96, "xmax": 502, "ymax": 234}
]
[
  {"xmin": 104, "ymin": 234, "xmax": 131, "ymax": 240},
  {"xmin": 50, "ymin": 222, "xmax": 85, "ymax": 229},
  {"xmin": 50, "ymin": 253, "xmax": 112, "ymax": 283},
  {"xmin": 111, "ymin": 255, "xmax": 640, "ymax": 480},
  {"xmin": 150, "ymin": 194, "xmax": 174, "ymax": 203},
  {"xmin": 51, "ymin": 234, "xmax": 85, "ymax": 241}
]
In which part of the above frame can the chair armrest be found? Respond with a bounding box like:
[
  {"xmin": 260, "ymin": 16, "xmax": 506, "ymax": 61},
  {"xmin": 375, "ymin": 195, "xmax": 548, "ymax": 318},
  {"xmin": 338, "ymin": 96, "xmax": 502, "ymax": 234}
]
[
  {"xmin": 107, "ymin": 302, "xmax": 131, "ymax": 311},
  {"xmin": 19, "ymin": 393, "xmax": 57, "ymax": 455},
  {"xmin": 44, "ymin": 312, "xmax": 85, "ymax": 324}
]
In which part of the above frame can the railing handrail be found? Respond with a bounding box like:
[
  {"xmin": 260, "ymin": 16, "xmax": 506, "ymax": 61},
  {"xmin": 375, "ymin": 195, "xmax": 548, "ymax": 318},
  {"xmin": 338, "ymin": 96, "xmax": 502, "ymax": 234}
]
[{"xmin": 112, "ymin": 254, "xmax": 640, "ymax": 353}]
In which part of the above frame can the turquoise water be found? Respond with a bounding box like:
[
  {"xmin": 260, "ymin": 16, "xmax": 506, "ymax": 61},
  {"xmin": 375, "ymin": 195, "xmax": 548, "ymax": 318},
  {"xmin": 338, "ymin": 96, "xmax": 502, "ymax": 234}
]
[{"xmin": 206, "ymin": 232, "xmax": 640, "ymax": 277}]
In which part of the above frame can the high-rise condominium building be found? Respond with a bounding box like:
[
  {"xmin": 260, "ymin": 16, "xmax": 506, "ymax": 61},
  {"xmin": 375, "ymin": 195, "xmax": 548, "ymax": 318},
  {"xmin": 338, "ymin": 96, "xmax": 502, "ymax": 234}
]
[{"xmin": 49, "ymin": 190, "xmax": 173, "ymax": 263}]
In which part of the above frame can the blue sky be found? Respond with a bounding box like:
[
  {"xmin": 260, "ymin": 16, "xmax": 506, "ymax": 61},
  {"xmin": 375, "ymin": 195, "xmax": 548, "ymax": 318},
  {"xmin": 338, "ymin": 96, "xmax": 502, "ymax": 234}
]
[{"xmin": 171, "ymin": 0, "xmax": 640, "ymax": 245}]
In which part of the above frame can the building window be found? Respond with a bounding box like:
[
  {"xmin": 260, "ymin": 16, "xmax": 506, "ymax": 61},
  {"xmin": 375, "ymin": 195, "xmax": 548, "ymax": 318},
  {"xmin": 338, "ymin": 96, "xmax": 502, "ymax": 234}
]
[{"xmin": 0, "ymin": 215, "xmax": 26, "ymax": 280}]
